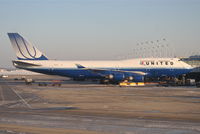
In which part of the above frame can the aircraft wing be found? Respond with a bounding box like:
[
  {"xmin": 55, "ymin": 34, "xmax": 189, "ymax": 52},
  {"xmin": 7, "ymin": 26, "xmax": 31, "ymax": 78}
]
[
  {"xmin": 88, "ymin": 68, "xmax": 147, "ymax": 76},
  {"xmin": 75, "ymin": 64, "xmax": 147, "ymax": 76}
]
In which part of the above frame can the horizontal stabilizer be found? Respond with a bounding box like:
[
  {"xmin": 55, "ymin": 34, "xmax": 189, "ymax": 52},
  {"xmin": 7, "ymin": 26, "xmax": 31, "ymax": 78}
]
[{"xmin": 13, "ymin": 60, "xmax": 41, "ymax": 67}]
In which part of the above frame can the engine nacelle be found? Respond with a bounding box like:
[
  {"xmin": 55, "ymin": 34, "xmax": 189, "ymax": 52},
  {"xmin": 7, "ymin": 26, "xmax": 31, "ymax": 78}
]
[
  {"xmin": 106, "ymin": 73, "xmax": 125, "ymax": 82},
  {"xmin": 105, "ymin": 73, "xmax": 144, "ymax": 83},
  {"xmin": 125, "ymin": 76, "xmax": 134, "ymax": 81},
  {"xmin": 106, "ymin": 74, "xmax": 114, "ymax": 79},
  {"xmin": 134, "ymin": 75, "xmax": 144, "ymax": 82}
]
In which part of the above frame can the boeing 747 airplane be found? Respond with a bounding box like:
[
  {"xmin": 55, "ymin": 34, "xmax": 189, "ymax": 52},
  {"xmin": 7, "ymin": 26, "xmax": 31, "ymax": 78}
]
[{"xmin": 8, "ymin": 33, "xmax": 193, "ymax": 84}]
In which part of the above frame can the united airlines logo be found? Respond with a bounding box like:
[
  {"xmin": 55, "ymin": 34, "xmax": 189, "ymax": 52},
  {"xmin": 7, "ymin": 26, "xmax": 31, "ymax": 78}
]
[
  {"xmin": 140, "ymin": 60, "xmax": 174, "ymax": 66},
  {"xmin": 8, "ymin": 33, "xmax": 48, "ymax": 60}
]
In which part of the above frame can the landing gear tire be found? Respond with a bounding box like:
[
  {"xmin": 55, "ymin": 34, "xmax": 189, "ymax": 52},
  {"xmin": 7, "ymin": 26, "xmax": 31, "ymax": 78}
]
[{"xmin": 99, "ymin": 79, "xmax": 110, "ymax": 84}]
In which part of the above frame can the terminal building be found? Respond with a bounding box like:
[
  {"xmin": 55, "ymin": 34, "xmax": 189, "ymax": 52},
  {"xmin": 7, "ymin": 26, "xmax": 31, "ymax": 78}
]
[
  {"xmin": 181, "ymin": 55, "xmax": 200, "ymax": 71},
  {"xmin": 180, "ymin": 55, "xmax": 200, "ymax": 81}
]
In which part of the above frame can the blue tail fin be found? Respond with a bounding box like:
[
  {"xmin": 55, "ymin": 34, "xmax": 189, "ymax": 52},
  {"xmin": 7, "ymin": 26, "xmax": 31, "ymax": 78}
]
[{"xmin": 8, "ymin": 33, "xmax": 48, "ymax": 60}]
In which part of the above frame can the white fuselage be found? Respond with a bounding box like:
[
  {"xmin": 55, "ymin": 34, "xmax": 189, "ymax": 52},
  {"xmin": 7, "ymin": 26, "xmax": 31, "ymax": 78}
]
[{"xmin": 14, "ymin": 58, "xmax": 192, "ymax": 70}]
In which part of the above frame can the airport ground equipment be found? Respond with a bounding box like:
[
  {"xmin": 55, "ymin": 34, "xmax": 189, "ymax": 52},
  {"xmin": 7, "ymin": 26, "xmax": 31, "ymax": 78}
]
[
  {"xmin": 119, "ymin": 82, "xmax": 145, "ymax": 87},
  {"xmin": 0, "ymin": 75, "xmax": 8, "ymax": 78},
  {"xmin": 38, "ymin": 80, "xmax": 61, "ymax": 86},
  {"xmin": 51, "ymin": 80, "xmax": 62, "ymax": 86},
  {"xmin": 196, "ymin": 82, "xmax": 200, "ymax": 88},
  {"xmin": 25, "ymin": 78, "xmax": 34, "ymax": 85},
  {"xmin": 38, "ymin": 82, "xmax": 47, "ymax": 86}
]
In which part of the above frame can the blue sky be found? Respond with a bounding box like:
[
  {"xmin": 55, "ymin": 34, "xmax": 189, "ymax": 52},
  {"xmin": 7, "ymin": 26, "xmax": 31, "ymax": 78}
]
[{"xmin": 0, "ymin": 0, "xmax": 200, "ymax": 68}]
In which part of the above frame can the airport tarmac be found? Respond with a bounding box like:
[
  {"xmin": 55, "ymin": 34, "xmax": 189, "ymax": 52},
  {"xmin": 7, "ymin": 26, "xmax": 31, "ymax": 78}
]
[{"xmin": 0, "ymin": 75, "xmax": 200, "ymax": 134}]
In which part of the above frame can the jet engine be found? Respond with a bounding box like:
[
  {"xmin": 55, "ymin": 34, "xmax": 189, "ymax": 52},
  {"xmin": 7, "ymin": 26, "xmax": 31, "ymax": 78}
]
[
  {"xmin": 106, "ymin": 73, "xmax": 125, "ymax": 82},
  {"xmin": 125, "ymin": 76, "xmax": 134, "ymax": 81},
  {"xmin": 105, "ymin": 73, "xmax": 144, "ymax": 83},
  {"xmin": 133, "ymin": 75, "xmax": 144, "ymax": 82}
]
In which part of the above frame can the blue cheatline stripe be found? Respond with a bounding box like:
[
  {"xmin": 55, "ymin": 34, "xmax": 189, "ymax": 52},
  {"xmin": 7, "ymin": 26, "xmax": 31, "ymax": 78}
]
[{"xmin": 18, "ymin": 67, "xmax": 193, "ymax": 79}]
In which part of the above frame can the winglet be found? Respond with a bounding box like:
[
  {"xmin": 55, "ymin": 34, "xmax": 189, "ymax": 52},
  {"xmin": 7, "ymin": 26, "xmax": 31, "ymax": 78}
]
[{"xmin": 75, "ymin": 64, "xmax": 85, "ymax": 69}]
